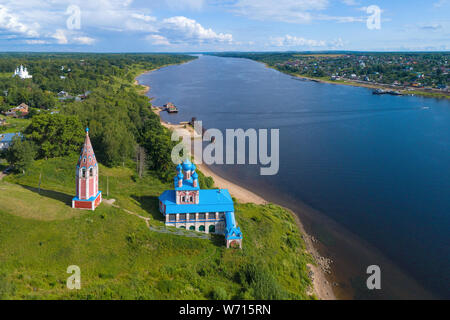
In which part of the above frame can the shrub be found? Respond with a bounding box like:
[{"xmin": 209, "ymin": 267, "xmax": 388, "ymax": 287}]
[
  {"xmin": 210, "ymin": 287, "xmax": 229, "ymax": 300},
  {"xmin": 237, "ymin": 263, "xmax": 289, "ymax": 300}
]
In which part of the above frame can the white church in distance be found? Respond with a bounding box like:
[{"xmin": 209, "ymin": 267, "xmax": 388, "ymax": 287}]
[{"xmin": 12, "ymin": 65, "xmax": 32, "ymax": 79}]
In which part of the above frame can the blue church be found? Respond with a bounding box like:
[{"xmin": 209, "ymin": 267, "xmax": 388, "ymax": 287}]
[{"xmin": 158, "ymin": 159, "xmax": 243, "ymax": 248}]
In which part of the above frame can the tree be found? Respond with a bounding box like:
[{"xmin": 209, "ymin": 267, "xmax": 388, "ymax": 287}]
[
  {"xmin": 142, "ymin": 118, "xmax": 176, "ymax": 181},
  {"xmin": 25, "ymin": 113, "xmax": 85, "ymax": 158},
  {"xmin": 6, "ymin": 137, "xmax": 37, "ymax": 174}
]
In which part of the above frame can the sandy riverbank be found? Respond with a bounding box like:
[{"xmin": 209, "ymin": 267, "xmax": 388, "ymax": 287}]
[
  {"xmin": 150, "ymin": 107, "xmax": 336, "ymax": 300},
  {"xmin": 134, "ymin": 78, "xmax": 150, "ymax": 95}
]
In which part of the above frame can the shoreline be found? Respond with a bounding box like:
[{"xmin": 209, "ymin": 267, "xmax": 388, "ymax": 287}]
[
  {"xmin": 147, "ymin": 107, "xmax": 337, "ymax": 300},
  {"xmin": 133, "ymin": 59, "xmax": 197, "ymax": 95},
  {"xmin": 261, "ymin": 63, "xmax": 450, "ymax": 100},
  {"xmin": 134, "ymin": 78, "xmax": 150, "ymax": 95},
  {"xmin": 136, "ymin": 60, "xmax": 440, "ymax": 300},
  {"xmin": 135, "ymin": 63, "xmax": 337, "ymax": 299}
]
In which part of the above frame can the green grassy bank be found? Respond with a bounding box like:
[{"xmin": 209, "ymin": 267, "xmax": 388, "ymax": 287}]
[{"xmin": 0, "ymin": 157, "xmax": 314, "ymax": 300}]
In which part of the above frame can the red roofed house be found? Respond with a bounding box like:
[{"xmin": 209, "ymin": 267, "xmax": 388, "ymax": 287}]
[
  {"xmin": 5, "ymin": 103, "xmax": 29, "ymax": 118},
  {"xmin": 72, "ymin": 128, "xmax": 102, "ymax": 210}
]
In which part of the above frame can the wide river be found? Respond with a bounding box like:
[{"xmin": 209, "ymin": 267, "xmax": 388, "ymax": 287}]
[{"xmin": 138, "ymin": 55, "xmax": 450, "ymax": 299}]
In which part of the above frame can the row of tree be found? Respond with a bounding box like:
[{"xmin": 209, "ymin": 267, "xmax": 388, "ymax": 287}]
[
  {"xmin": 0, "ymin": 53, "xmax": 193, "ymax": 109},
  {"xmin": 2, "ymin": 53, "xmax": 196, "ymax": 179}
]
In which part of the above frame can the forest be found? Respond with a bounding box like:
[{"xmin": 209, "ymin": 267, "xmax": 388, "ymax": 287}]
[{"xmin": 1, "ymin": 53, "xmax": 196, "ymax": 179}]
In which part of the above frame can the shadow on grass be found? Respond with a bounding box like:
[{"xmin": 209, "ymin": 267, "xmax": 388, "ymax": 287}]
[
  {"xmin": 0, "ymin": 163, "xmax": 8, "ymax": 172},
  {"xmin": 131, "ymin": 195, "xmax": 164, "ymax": 222},
  {"xmin": 19, "ymin": 184, "xmax": 73, "ymax": 206},
  {"xmin": 210, "ymin": 233, "xmax": 226, "ymax": 247}
]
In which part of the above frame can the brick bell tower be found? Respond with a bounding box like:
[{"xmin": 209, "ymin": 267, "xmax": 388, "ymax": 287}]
[{"xmin": 72, "ymin": 128, "xmax": 102, "ymax": 210}]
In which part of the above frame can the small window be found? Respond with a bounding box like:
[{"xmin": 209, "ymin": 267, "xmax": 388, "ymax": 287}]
[
  {"xmin": 198, "ymin": 213, "xmax": 205, "ymax": 220},
  {"xmin": 179, "ymin": 214, "xmax": 186, "ymax": 220},
  {"xmin": 169, "ymin": 214, "xmax": 176, "ymax": 221},
  {"xmin": 182, "ymin": 196, "xmax": 186, "ymax": 202},
  {"xmin": 208, "ymin": 212, "xmax": 216, "ymax": 219},
  {"xmin": 81, "ymin": 168, "xmax": 86, "ymax": 178},
  {"xmin": 89, "ymin": 168, "xmax": 93, "ymax": 177},
  {"xmin": 190, "ymin": 196, "xmax": 193, "ymax": 202}
]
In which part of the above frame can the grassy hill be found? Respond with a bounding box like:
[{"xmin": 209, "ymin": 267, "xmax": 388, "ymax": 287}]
[{"xmin": 0, "ymin": 157, "xmax": 314, "ymax": 300}]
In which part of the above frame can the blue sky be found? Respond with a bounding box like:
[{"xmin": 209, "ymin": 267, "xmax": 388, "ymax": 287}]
[{"xmin": 0, "ymin": 0, "xmax": 449, "ymax": 52}]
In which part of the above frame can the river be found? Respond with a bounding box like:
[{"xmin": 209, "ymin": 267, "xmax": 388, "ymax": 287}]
[{"xmin": 138, "ymin": 55, "xmax": 450, "ymax": 299}]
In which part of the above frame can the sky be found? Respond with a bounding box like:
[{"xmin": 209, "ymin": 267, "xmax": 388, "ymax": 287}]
[{"xmin": 0, "ymin": 0, "xmax": 449, "ymax": 52}]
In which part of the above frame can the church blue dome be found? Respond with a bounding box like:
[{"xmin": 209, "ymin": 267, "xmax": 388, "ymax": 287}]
[{"xmin": 182, "ymin": 159, "xmax": 192, "ymax": 171}]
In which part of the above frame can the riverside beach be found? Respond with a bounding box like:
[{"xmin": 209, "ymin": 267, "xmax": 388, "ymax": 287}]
[
  {"xmin": 135, "ymin": 70, "xmax": 337, "ymax": 300},
  {"xmin": 135, "ymin": 55, "xmax": 447, "ymax": 299},
  {"xmin": 152, "ymin": 107, "xmax": 336, "ymax": 300}
]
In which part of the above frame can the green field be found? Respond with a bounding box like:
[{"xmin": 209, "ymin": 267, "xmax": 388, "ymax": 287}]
[
  {"xmin": 0, "ymin": 116, "xmax": 30, "ymax": 134},
  {"xmin": 0, "ymin": 157, "xmax": 314, "ymax": 299}
]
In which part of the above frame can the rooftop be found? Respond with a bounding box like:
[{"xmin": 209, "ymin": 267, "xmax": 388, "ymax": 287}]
[
  {"xmin": 159, "ymin": 189, "xmax": 234, "ymax": 214},
  {"xmin": 0, "ymin": 132, "xmax": 22, "ymax": 143}
]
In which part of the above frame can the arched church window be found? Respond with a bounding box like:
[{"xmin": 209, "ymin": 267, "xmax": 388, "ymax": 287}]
[
  {"xmin": 81, "ymin": 168, "xmax": 86, "ymax": 178},
  {"xmin": 190, "ymin": 196, "xmax": 193, "ymax": 202},
  {"xmin": 89, "ymin": 168, "xmax": 93, "ymax": 177}
]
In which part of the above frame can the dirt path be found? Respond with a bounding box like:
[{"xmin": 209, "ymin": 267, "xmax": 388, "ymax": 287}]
[{"xmin": 105, "ymin": 199, "xmax": 210, "ymax": 239}]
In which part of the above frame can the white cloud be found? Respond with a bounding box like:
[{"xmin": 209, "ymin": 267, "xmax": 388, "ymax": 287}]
[
  {"xmin": 125, "ymin": 14, "xmax": 159, "ymax": 32},
  {"xmin": 271, "ymin": 34, "xmax": 326, "ymax": 47},
  {"xmin": 24, "ymin": 39, "xmax": 48, "ymax": 44},
  {"xmin": 78, "ymin": 1, "xmax": 158, "ymax": 32},
  {"xmin": 229, "ymin": 0, "xmax": 366, "ymax": 24},
  {"xmin": 161, "ymin": 16, "xmax": 232, "ymax": 44},
  {"xmin": 146, "ymin": 34, "xmax": 171, "ymax": 45},
  {"xmin": 73, "ymin": 36, "xmax": 96, "ymax": 45},
  {"xmin": 232, "ymin": 0, "xmax": 329, "ymax": 23},
  {"xmin": 52, "ymin": 29, "xmax": 96, "ymax": 45},
  {"xmin": 0, "ymin": 4, "xmax": 39, "ymax": 37},
  {"xmin": 329, "ymin": 37, "xmax": 345, "ymax": 48},
  {"xmin": 52, "ymin": 29, "xmax": 68, "ymax": 44},
  {"xmin": 318, "ymin": 14, "xmax": 365, "ymax": 23},
  {"xmin": 0, "ymin": 1, "xmax": 232, "ymax": 47},
  {"xmin": 0, "ymin": 0, "xmax": 159, "ymax": 45},
  {"xmin": 270, "ymin": 34, "xmax": 347, "ymax": 49},
  {"xmin": 131, "ymin": 13, "xmax": 157, "ymax": 22}
]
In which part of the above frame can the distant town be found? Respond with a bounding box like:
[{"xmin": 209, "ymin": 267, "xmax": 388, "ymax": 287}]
[{"xmin": 212, "ymin": 52, "xmax": 450, "ymax": 99}]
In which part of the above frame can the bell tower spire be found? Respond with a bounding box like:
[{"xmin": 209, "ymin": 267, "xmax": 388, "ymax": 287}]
[{"xmin": 72, "ymin": 127, "xmax": 102, "ymax": 210}]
